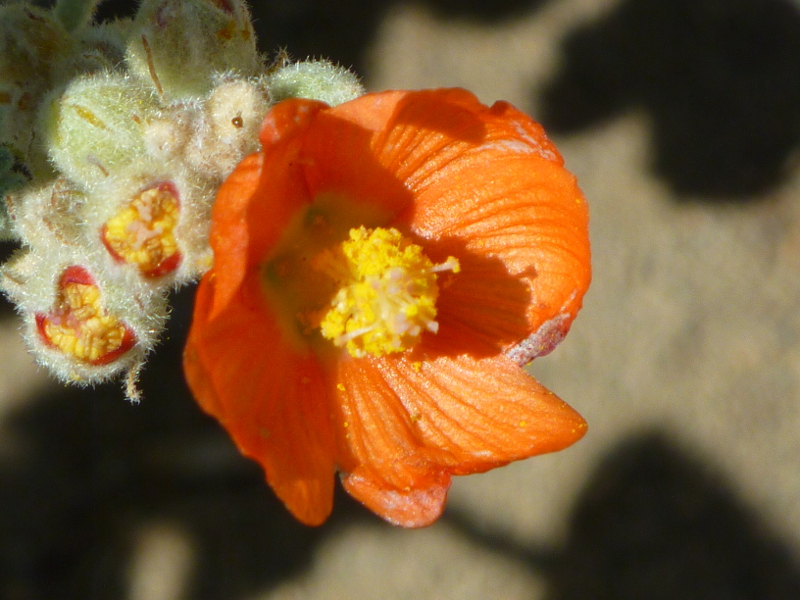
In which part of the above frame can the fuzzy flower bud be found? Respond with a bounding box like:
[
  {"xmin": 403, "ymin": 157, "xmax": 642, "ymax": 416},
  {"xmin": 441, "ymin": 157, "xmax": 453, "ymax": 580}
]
[
  {"xmin": 42, "ymin": 72, "xmax": 160, "ymax": 188},
  {"xmin": 184, "ymin": 77, "xmax": 269, "ymax": 179},
  {"xmin": 126, "ymin": 0, "xmax": 258, "ymax": 101},
  {"xmin": 0, "ymin": 3, "xmax": 74, "ymax": 171},
  {"xmin": 268, "ymin": 60, "xmax": 364, "ymax": 107},
  {"xmin": 3, "ymin": 178, "xmax": 86, "ymax": 250},
  {"xmin": 67, "ymin": 19, "xmax": 132, "ymax": 75},
  {"xmin": 54, "ymin": 0, "xmax": 103, "ymax": 34}
]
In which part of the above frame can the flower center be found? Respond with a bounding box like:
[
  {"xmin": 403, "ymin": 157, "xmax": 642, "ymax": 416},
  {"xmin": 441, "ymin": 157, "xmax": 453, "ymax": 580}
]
[
  {"xmin": 259, "ymin": 196, "xmax": 459, "ymax": 357},
  {"xmin": 35, "ymin": 266, "xmax": 136, "ymax": 365},
  {"xmin": 101, "ymin": 182, "xmax": 182, "ymax": 278},
  {"xmin": 312, "ymin": 227, "xmax": 459, "ymax": 357}
]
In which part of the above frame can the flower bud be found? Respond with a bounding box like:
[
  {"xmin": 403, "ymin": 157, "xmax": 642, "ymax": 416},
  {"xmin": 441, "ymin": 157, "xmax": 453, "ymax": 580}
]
[
  {"xmin": 68, "ymin": 19, "xmax": 133, "ymax": 75},
  {"xmin": 0, "ymin": 4, "xmax": 74, "ymax": 163},
  {"xmin": 54, "ymin": 0, "xmax": 103, "ymax": 33},
  {"xmin": 41, "ymin": 72, "xmax": 160, "ymax": 188},
  {"xmin": 126, "ymin": 0, "xmax": 258, "ymax": 101},
  {"xmin": 268, "ymin": 60, "xmax": 364, "ymax": 107},
  {"xmin": 184, "ymin": 76, "xmax": 269, "ymax": 180},
  {"xmin": 141, "ymin": 104, "xmax": 198, "ymax": 164},
  {"xmin": 3, "ymin": 178, "xmax": 86, "ymax": 249}
]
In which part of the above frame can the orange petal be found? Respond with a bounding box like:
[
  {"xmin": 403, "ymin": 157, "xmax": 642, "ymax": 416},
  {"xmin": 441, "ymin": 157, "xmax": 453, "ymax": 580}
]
[
  {"xmin": 376, "ymin": 351, "xmax": 587, "ymax": 474},
  {"xmin": 324, "ymin": 90, "xmax": 408, "ymax": 133},
  {"xmin": 356, "ymin": 90, "xmax": 590, "ymax": 347},
  {"xmin": 206, "ymin": 152, "xmax": 262, "ymax": 318},
  {"xmin": 329, "ymin": 351, "xmax": 585, "ymax": 526},
  {"xmin": 341, "ymin": 468, "xmax": 451, "ymax": 528},
  {"xmin": 371, "ymin": 88, "xmax": 503, "ymax": 185},
  {"xmin": 184, "ymin": 275, "xmax": 223, "ymax": 415},
  {"xmin": 331, "ymin": 357, "xmax": 454, "ymax": 526},
  {"xmin": 298, "ymin": 101, "xmax": 416, "ymax": 220},
  {"xmin": 411, "ymin": 151, "xmax": 590, "ymax": 335},
  {"xmin": 209, "ymin": 99, "xmax": 328, "ymax": 317},
  {"xmin": 429, "ymin": 243, "xmax": 540, "ymax": 354},
  {"xmin": 184, "ymin": 274, "xmax": 336, "ymax": 526},
  {"xmin": 295, "ymin": 89, "xmax": 510, "ymax": 227}
]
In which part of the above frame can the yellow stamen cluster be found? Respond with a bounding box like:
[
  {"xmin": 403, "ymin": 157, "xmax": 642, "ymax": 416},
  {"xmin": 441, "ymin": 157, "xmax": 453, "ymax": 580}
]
[
  {"xmin": 38, "ymin": 277, "xmax": 133, "ymax": 365},
  {"xmin": 314, "ymin": 227, "xmax": 459, "ymax": 358},
  {"xmin": 102, "ymin": 184, "xmax": 181, "ymax": 277}
]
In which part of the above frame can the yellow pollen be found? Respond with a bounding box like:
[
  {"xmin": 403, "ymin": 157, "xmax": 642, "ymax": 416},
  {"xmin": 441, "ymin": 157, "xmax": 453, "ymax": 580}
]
[
  {"xmin": 38, "ymin": 274, "xmax": 134, "ymax": 364},
  {"xmin": 314, "ymin": 227, "xmax": 458, "ymax": 358},
  {"xmin": 102, "ymin": 184, "xmax": 181, "ymax": 277}
]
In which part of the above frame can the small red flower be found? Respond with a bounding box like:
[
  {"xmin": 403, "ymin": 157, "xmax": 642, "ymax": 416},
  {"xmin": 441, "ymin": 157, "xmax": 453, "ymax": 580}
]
[{"xmin": 183, "ymin": 88, "xmax": 591, "ymax": 527}]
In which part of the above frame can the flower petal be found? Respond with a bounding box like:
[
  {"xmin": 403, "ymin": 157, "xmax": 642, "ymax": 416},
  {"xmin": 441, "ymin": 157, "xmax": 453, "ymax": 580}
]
[
  {"xmin": 205, "ymin": 152, "xmax": 262, "ymax": 318},
  {"xmin": 331, "ymin": 357, "xmax": 454, "ymax": 526},
  {"xmin": 412, "ymin": 149, "xmax": 590, "ymax": 341},
  {"xmin": 184, "ymin": 275, "xmax": 336, "ymax": 526},
  {"xmin": 378, "ymin": 351, "xmax": 587, "ymax": 473},
  {"xmin": 329, "ymin": 349, "xmax": 585, "ymax": 525},
  {"xmin": 298, "ymin": 96, "xmax": 416, "ymax": 221},
  {"xmin": 341, "ymin": 468, "xmax": 450, "ymax": 528},
  {"xmin": 356, "ymin": 90, "xmax": 590, "ymax": 351},
  {"xmin": 209, "ymin": 99, "xmax": 329, "ymax": 317}
]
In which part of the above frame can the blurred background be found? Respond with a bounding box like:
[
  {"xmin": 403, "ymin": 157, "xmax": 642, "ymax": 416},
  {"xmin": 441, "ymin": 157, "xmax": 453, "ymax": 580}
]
[{"xmin": 3, "ymin": 0, "xmax": 800, "ymax": 597}]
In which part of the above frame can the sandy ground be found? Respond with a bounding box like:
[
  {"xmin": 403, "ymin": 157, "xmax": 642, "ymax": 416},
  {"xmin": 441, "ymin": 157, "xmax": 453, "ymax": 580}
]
[{"xmin": 2, "ymin": 0, "xmax": 800, "ymax": 598}]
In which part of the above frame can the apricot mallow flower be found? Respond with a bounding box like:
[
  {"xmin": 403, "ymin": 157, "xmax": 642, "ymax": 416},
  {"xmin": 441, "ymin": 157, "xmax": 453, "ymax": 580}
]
[{"xmin": 183, "ymin": 88, "xmax": 591, "ymax": 527}]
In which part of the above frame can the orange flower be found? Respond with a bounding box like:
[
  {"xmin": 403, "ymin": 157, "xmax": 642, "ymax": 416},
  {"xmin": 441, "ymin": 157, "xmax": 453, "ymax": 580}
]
[{"xmin": 183, "ymin": 88, "xmax": 591, "ymax": 527}]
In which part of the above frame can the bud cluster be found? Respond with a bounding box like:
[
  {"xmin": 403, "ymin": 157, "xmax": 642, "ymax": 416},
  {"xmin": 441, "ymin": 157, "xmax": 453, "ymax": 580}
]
[{"xmin": 0, "ymin": 0, "xmax": 364, "ymax": 400}]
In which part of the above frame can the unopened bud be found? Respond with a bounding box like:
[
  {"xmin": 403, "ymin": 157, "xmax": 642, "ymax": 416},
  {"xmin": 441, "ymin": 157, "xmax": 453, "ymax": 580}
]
[
  {"xmin": 126, "ymin": 0, "xmax": 258, "ymax": 101},
  {"xmin": 0, "ymin": 4, "xmax": 74, "ymax": 165},
  {"xmin": 42, "ymin": 72, "xmax": 160, "ymax": 188},
  {"xmin": 268, "ymin": 60, "xmax": 364, "ymax": 107},
  {"xmin": 185, "ymin": 77, "xmax": 269, "ymax": 179},
  {"xmin": 3, "ymin": 178, "xmax": 85, "ymax": 249}
]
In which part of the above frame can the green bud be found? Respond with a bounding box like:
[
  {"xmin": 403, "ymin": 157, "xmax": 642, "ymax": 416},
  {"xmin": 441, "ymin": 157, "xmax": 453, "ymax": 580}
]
[
  {"xmin": 0, "ymin": 4, "xmax": 74, "ymax": 164},
  {"xmin": 126, "ymin": 0, "xmax": 259, "ymax": 101},
  {"xmin": 268, "ymin": 59, "xmax": 364, "ymax": 107},
  {"xmin": 4, "ymin": 178, "xmax": 87, "ymax": 252},
  {"xmin": 68, "ymin": 18, "xmax": 133, "ymax": 75},
  {"xmin": 0, "ymin": 4, "xmax": 73, "ymax": 88},
  {"xmin": 42, "ymin": 72, "xmax": 160, "ymax": 188},
  {"xmin": 0, "ymin": 145, "xmax": 28, "ymax": 241},
  {"xmin": 54, "ymin": 0, "xmax": 103, "ymax": 33}
]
